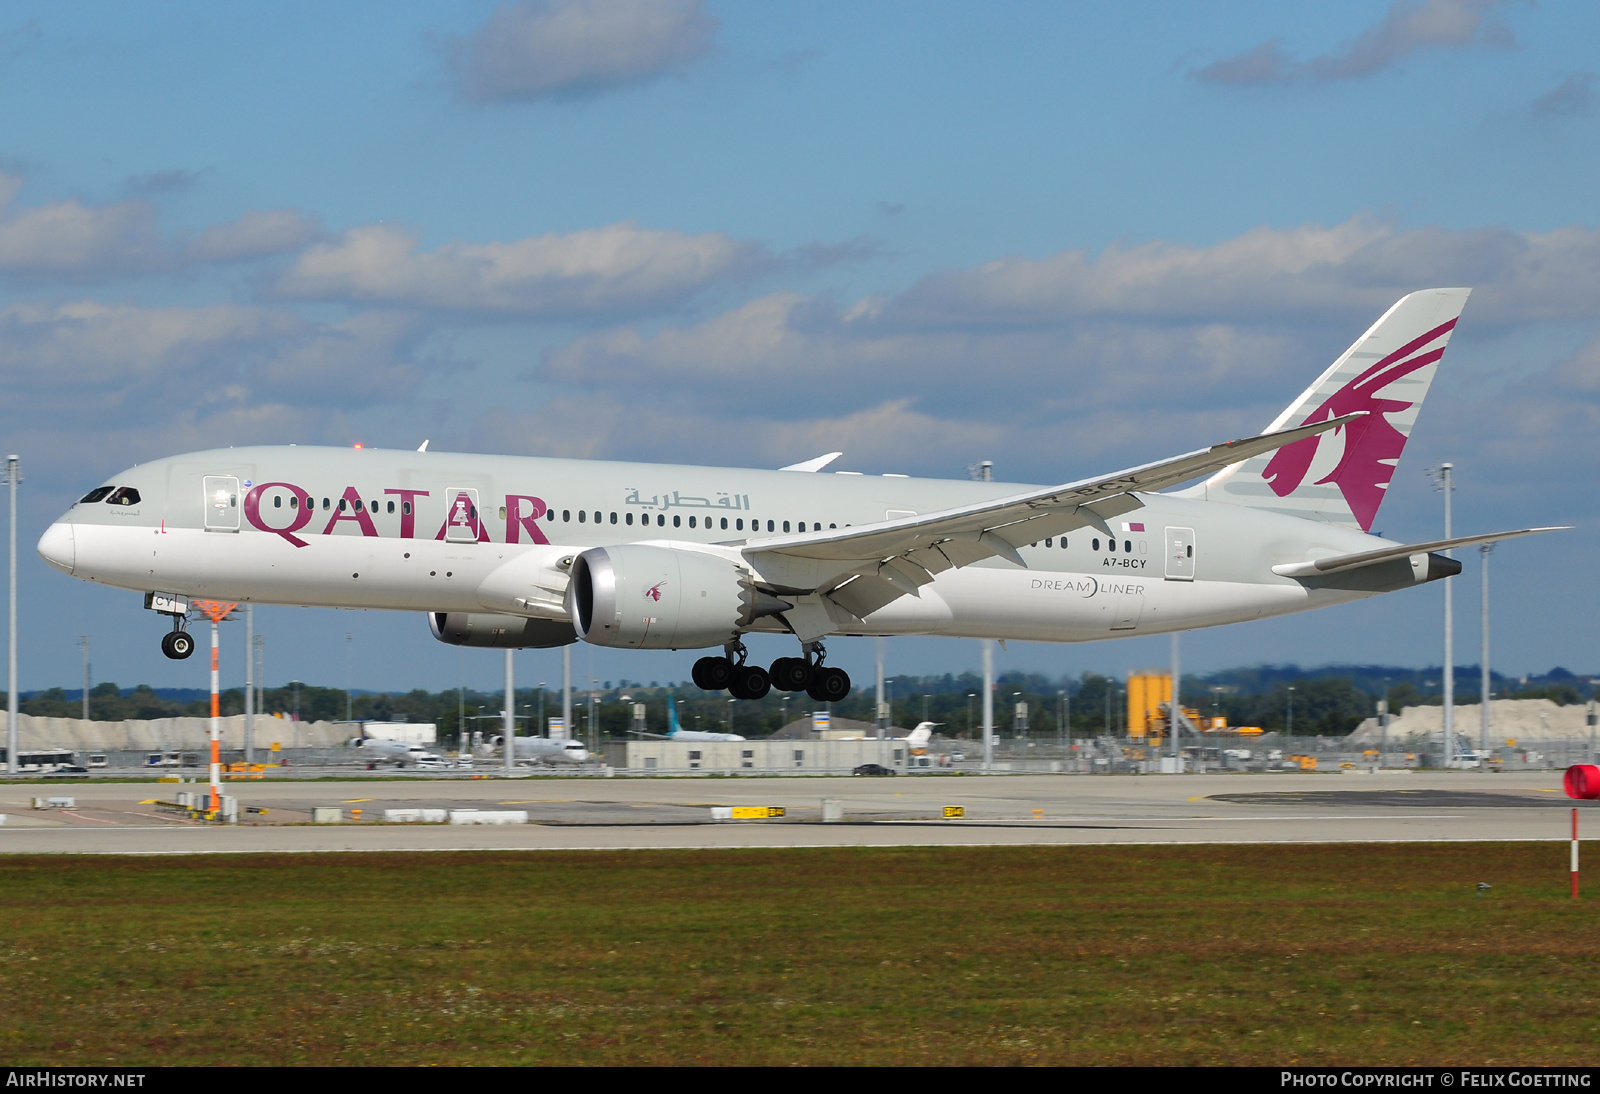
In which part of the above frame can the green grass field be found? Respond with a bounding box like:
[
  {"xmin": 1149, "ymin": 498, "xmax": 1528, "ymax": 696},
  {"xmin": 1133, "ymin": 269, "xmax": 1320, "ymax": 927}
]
[{"xmin": 1, "ymin": 843, "xmax": 1595, "ymax": 1066}]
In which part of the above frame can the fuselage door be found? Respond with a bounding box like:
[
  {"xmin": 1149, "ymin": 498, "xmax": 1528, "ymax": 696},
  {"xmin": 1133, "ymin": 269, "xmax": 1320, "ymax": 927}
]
[
  {"xmin": 1165, "ymin": 526, "xmax": 1196, "ymax": 581},
  {"xmin": 443, "ymin": 487, "xmax": 482, "ymax": 543},
  {"xmin": 203, "ymin": 476, "xmax": 240, "ymax": 532}
]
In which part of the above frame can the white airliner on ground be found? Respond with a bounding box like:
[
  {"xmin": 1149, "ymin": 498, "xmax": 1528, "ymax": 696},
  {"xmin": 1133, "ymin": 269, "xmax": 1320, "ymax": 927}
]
[
  {"xmin": 38, "ymin": 289, "xmax": 1561, "ymax": 702},
  {"xmin": 350, "ymin": 733, "xmax": 444, "ymax": 768},
  {"xmin": 632, "ymin": 690, "xmax": 745, "ymax": 742},
  {"xmin": 493, "ymin": 734, "xmax": 590, "ymax": 765}
]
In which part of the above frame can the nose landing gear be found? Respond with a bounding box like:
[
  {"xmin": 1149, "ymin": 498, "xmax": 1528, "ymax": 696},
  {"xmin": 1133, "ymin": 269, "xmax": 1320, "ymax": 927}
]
[{"xmin": 160, "ymin": 616, "xmax": 194, "ymax": 660}]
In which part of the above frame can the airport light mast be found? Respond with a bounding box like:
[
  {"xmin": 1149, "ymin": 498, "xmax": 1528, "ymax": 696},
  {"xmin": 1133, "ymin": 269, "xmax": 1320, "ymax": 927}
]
[
  {"xmin": 6, "ymin": 454, "xmax": 18, "ymax": 775},
  {"xmin": 192, "ymin": 600, "xmax": 238, "ymax": 813},
  {"xmin": 1430, "ymin": 463, "xmax": 1456, "ymax": 766},
  {"xmin": 1480, "ymin": 543, "xmax": 1493, "ymax": 756}
]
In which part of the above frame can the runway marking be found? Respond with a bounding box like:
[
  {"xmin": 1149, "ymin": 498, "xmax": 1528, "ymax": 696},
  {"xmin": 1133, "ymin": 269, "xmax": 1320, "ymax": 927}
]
[{"xmin": 60, "ymin": 811, "xmax": 118, "ymax": 825}]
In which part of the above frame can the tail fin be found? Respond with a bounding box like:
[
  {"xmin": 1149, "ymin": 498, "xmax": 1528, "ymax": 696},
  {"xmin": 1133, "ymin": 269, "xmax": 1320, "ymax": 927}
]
[
  {"xmin": 904, "ymin": 722, "xmax": 934, "ymax": 749},
  {"xmin": 1191, "ymin": 288, "xmax": 1470, "ymax": 531},
  {"xmin": 667, "ymin": 690, "xmax": 680, "ymax": 736}
]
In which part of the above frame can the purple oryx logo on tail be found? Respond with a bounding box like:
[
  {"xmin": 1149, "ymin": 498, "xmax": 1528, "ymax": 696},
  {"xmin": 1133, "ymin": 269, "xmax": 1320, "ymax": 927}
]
[{"xmin": 1262, "ymin": 318, "xmax": 1456, "ymax": 531}]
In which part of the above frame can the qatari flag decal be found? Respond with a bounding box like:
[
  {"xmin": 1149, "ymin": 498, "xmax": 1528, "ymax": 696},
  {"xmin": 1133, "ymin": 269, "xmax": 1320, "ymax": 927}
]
[{"xmin": 1123, "ymin": 522, "xmax": 1145, "ymax": 532}]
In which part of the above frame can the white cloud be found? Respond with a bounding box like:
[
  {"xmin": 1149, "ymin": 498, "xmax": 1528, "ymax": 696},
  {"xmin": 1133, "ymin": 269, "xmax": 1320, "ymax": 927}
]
[
  {"xmin": 535, "ymin": 216, "xmax": 1600, "ymax": 424},
  {"xmin": 1194, "ymin": 0, "xmax": 1517, "ymax": 85},
  {"xmin": 273, "ymin": 220, "xmax": 767, "ymax": 317},
  {"xmin": 0, "ymin": 171, "xmax": 322, "ymax": 282},
  {"xmin": 0, "ymin": 300, "xmax": 430, "ymax": 422},
  {"xmin": 184, "ymin": 209, "xmax": 322, "ymax": 263},
  {"xmin": 447, "ymin": 0, "xmax": 716, "ymax": 103},
  {"xmin": 0, "ymin": 173, "xmax": 164, "ymax": 283},
  {"xmin": 873, "ymin": 218, "xmax": 1600, "ymax": 328}
]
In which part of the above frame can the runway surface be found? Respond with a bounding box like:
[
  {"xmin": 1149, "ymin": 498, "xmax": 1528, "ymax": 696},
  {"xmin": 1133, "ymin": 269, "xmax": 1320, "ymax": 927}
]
[{"xmin": 1, "ymin": 770, "xmax": 1593, "ymax": 854}]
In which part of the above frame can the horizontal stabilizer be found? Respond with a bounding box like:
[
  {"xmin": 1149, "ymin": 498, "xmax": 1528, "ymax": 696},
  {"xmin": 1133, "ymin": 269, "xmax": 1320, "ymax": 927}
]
[{"xmin": 1271, "ymin": 527, "xmax": 1568, "ymax": 578}]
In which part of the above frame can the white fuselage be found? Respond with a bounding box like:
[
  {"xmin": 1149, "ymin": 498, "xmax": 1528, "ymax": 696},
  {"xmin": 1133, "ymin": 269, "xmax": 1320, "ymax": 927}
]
[
  {"xmin": 511, "ymin": 736, "xmax": 591, "ymax": 764},
  {"xmin": 38, "ymin": 445, "xmax": 1426, "ymax": 648}
]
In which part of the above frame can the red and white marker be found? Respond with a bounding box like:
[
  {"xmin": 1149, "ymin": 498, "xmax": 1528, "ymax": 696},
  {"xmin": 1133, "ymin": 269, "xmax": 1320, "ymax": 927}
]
[
  {"xmin": 1562, "ymin": 765, "xmax": 1598, "ymax": 900},
  {"xmin": 192, "ymin": 600, "xmax": 238, "ymax": 814}
]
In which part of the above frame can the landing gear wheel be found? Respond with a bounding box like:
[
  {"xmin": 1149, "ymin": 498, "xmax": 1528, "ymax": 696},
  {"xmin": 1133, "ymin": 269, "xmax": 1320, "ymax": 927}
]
[
  {"xmin": 807, "ymin": 666, "xmax": 850, "ymax": 703},
  {"xmin": 728, "ymin": 664, "xmax": 771, "ymax": 701},
  {"xmin": 161, "ymin": 631, "xmax": 195, "ymax": 660},
  {"xmin": 692, "ymin": 655, "xmax": 735, "ymax": 692},
  {"xmin": 769, "ymin": 656, "xmax": 812, "ymax": 692}
]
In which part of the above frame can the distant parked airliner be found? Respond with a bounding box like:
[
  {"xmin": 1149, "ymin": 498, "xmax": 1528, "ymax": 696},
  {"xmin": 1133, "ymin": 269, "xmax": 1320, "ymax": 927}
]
[{"xmin": 39, "ymin": 289, "xmax": 1561, "ymax": 702}]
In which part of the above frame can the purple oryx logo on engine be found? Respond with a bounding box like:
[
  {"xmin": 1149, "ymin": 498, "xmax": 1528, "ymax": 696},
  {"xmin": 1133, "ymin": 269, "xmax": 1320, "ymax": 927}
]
[
  {"xmin": 644, "ymin": 581, "xmax": 666, "ymax": 602},
  {"xmin": 1261, "ymin": 318, "xmax": 1456, "ymax": 531}
]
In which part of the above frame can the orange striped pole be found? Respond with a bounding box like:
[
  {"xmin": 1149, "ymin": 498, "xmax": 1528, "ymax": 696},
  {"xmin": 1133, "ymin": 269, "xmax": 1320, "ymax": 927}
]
[
  {"xmin": 210, "ymin": 619, "xmax": 220, "ymax": 811},
  {"xmin": 192, "ymin": 601, "xmax": 238, "ymax": 815}
]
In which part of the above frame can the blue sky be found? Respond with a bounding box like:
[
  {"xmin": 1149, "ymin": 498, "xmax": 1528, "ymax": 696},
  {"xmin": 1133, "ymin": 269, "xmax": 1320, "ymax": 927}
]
[{"xmin": 1, "ymin": 0, "xmax": 1596, "ymax": 696}]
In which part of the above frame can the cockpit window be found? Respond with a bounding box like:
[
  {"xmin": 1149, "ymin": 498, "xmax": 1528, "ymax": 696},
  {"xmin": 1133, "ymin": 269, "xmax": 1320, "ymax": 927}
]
[
  {"xmin": 105, "ymin": 487, "xmax": 141, "ymax": 506},
  {"xmin": 78, "ymin": 487, "xmax": 114, "ymax": 504}
]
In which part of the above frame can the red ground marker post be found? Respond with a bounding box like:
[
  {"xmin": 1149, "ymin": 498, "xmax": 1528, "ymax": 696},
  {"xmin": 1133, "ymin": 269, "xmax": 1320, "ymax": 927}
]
[
  {"xmin": 1574, "ymin": 809, "xmax": 1580, "ymax": 901},
  {"xmin": 192, "ymin": 600, "xmax": 238, "ymax": 814},
  {"xmin": 1562, "ymin": 765, "xmax": 1599, "ymax": 900}
]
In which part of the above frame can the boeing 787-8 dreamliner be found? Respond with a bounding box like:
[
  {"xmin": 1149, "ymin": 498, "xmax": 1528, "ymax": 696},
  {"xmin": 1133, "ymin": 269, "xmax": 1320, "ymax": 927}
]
[{"xmin": 37, "ymin": 289, "xmax": 1561, "ymax": 703}]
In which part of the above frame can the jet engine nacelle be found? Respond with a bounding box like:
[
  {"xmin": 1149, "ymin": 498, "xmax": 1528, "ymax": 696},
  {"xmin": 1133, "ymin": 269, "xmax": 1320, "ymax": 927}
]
[
  {"xmin": 429, "ymin": 611, "xmax": 576, "ymax": 648},
  {"xmin": 567, "ymin": 544, "xmax": 790, "ymax": 650}
]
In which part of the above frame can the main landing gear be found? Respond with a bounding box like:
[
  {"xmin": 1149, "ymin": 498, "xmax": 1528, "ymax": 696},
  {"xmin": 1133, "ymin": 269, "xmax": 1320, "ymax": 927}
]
[
  {"xmin": 160, "ymin": 617, "xmax": 195, "ymax": 660},
  {"xmin": 692, "ymin": 641, "xmax": 851, "ymax": 703}
]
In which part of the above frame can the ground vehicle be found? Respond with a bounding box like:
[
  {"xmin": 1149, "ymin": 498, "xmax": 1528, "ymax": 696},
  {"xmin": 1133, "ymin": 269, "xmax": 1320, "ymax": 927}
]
[{"xmin": 853, "ymin": 763, "xmax": 895, "ymax": 777}]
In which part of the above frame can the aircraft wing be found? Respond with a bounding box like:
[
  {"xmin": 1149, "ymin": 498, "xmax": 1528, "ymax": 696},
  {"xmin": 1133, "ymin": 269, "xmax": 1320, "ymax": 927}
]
[
  {"xmin": 1270, "ymin": 526, "xmax": 1568, "ymax": 578},
  {"xmin": 743, "ymin": 413, "xmax": 1363, "ymax": 619}
]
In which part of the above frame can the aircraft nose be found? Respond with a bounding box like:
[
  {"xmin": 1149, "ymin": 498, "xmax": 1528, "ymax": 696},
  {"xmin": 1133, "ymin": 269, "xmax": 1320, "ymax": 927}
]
[{"xmin": 37, "ymin": 522, "xmax": 75, "ymax": 575}]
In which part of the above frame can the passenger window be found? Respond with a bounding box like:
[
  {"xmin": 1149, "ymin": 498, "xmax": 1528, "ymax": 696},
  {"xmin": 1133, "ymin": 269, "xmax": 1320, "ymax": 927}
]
[
  {"xmin": 323, "ymin": 498, "xmax": 330, "ymax": 510},
  {"xmin": 1092, "ymin": 538, "xmax": 1100, "ymax": 551},
  {"xmin": 768, "ymin": 520, "xmax": 775, "ymax": 532},
  {"xmin": 1044, "ymin": 538, "xmax": 1051, "ymax": 547},
  {"xmin": 338, "ymin": 499, "xmax": 347, "ymax": 512},
  {"xmin": 688, "ymin": 516, "xmax": 696, "ymax": 528},
  {"xmin": 1124, "ymin": 540, "xmax": 1131, "ymax": 553},
  {"xmin": 1061, "ymin": 538, "xmax": 1068, "ymax": 548},
  {"xmin": 289, "ymin": 496, "xmax": 298, "ymax": 509},
  {"xmin": 79, "ymin": 487, "xmax": 114, "ymax": 504},
  {"xmin": 593, "ymin": 511, "xmax": 600, "ymax": 523},
  {"xmin": 720, "ymin": 517, "xmax": 728, "ymax": 530},
  {"xmin": 609, "ymin": 512, "xmax": 617, "ymax": 524},
  {"xmin": 1187, "ymin": 545, "xmax": 1193, "ymax": 557},
  {"xmin": 783, "ymin": 521, "xmax": 790, "ymax": 532},
  {"xmin": 274, "ymin": 496, "xmax": 282, "ymax": 509},
  {"xmin": 371, "ymin": 500, "xmax": 378, "ymax": 513},
  {"xmin": 657, "ymin": 514, "xmax": 665, "ymax": 526},
  {"xmin": 405, "ymin": 502, "xmax": 413, "ymax": 516},
  {"xmin": 563, "ymin": 510, "xmax": 570, "ymax": 522},
  {"xmin": 830, "ymin": 523, "xmax": 837, "ymax": 529},
  {"xmin": 626, "ymin": 512, "xmax": 634, "ymax": 526},
  {"xmin": 736, "ymin": 519, "xmax": 744, "ymax": 531},
  {"xmin": 673, "ymin": 515, "xmax": 681, "ymax": 527},
  {"xmin": 389, "ymin": 501, "xmax": 396, "ymax": 514},
  {"xmin": 578, "ymin": 510, "xmax": 586, "ymax": 523},
  {"xmin": 106, "ymin": 487, "xmax": 141, "ymax": 506},
  {"xmin": 498, "ymin": 506, "xmax": 507, "ymax": 520}
]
